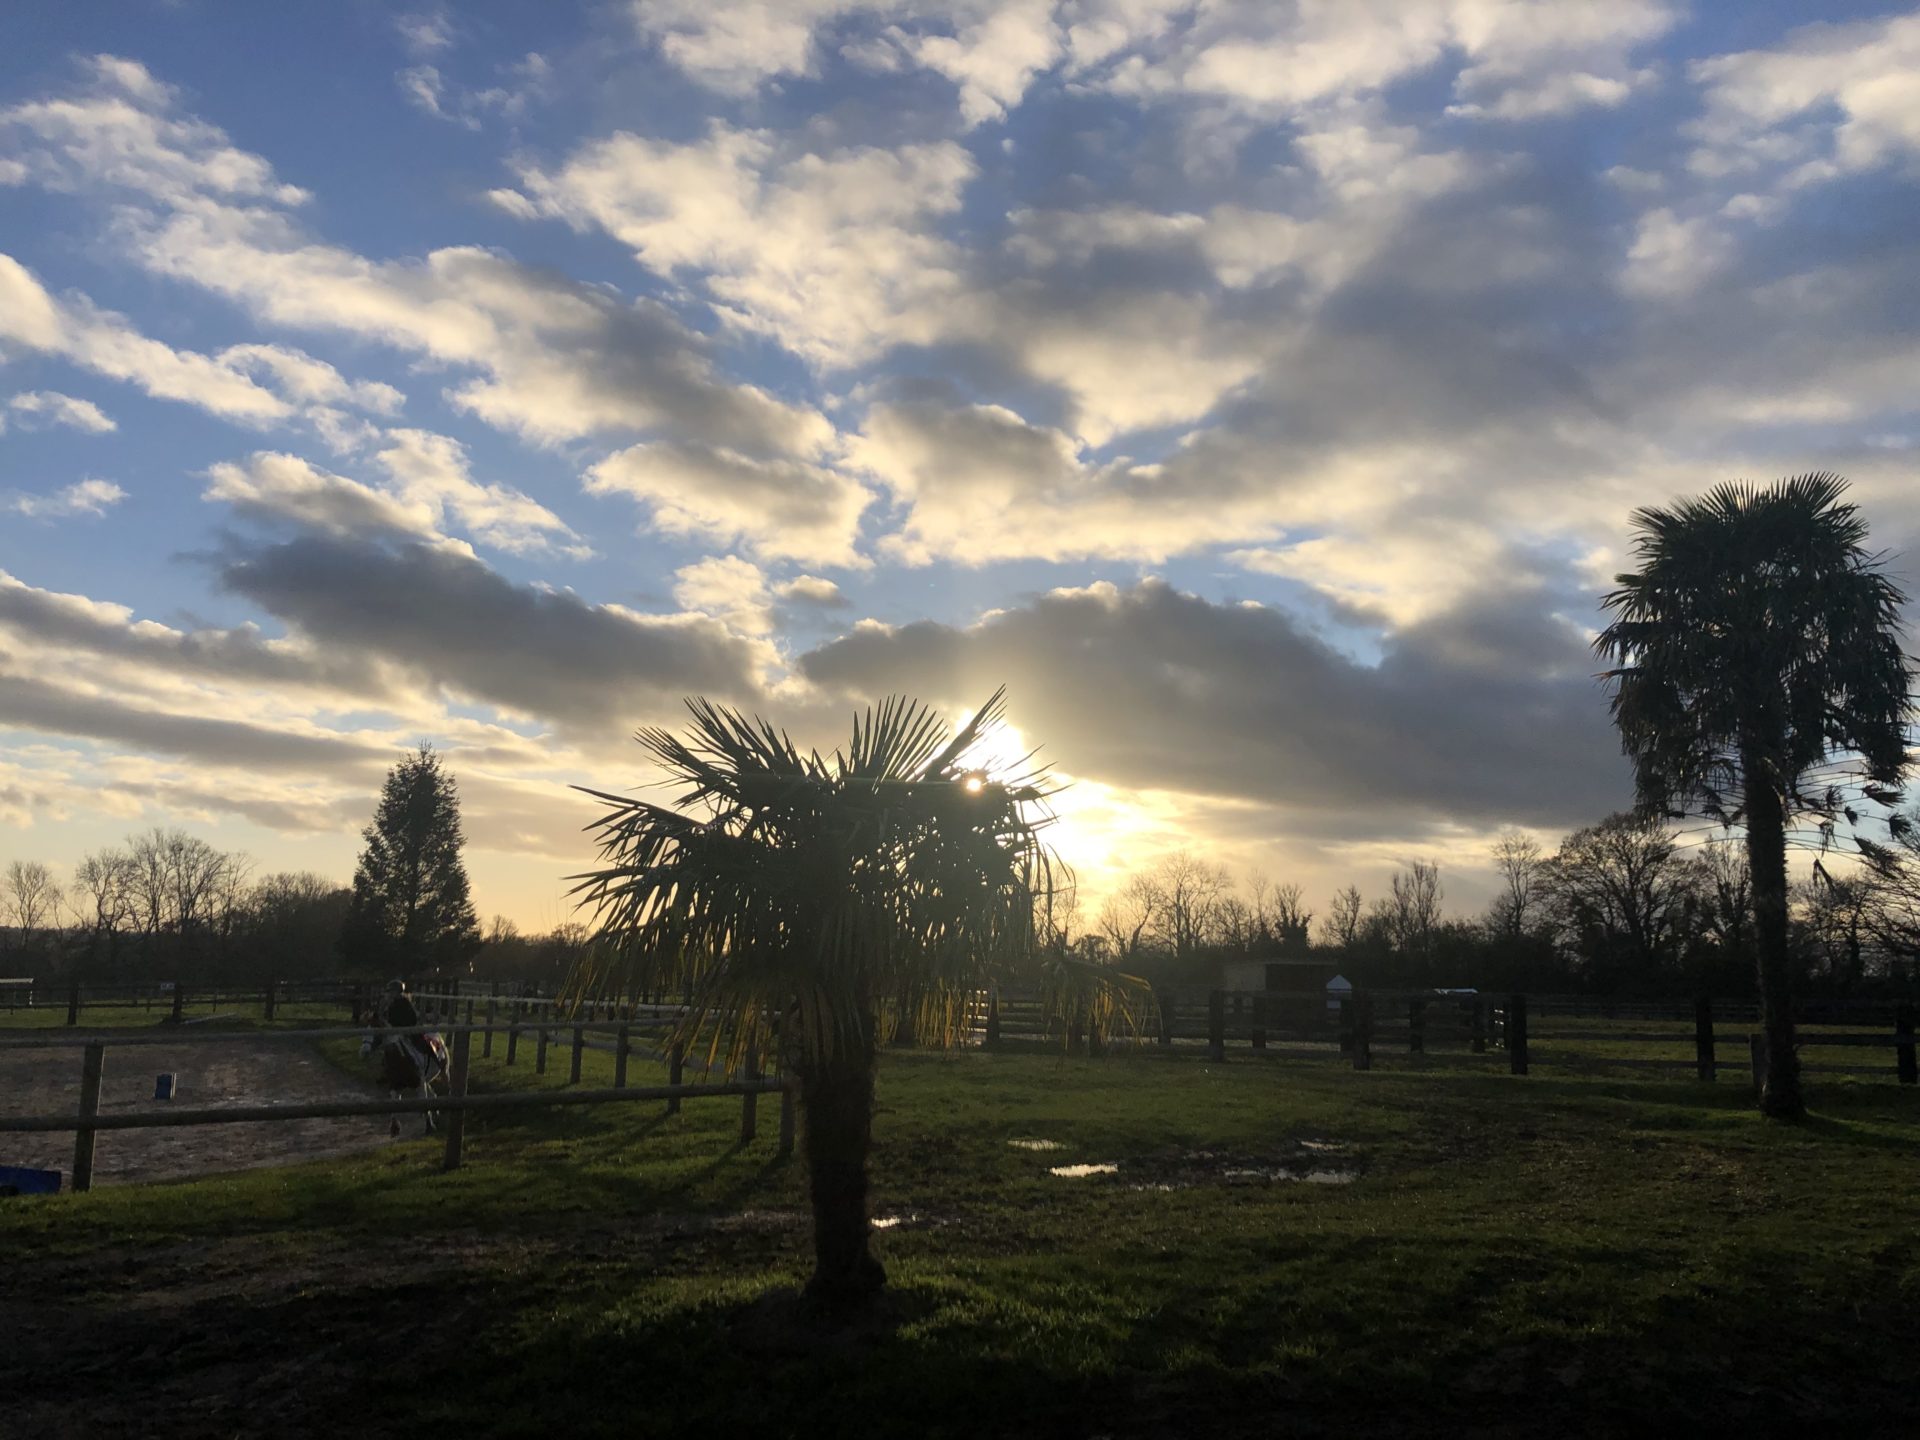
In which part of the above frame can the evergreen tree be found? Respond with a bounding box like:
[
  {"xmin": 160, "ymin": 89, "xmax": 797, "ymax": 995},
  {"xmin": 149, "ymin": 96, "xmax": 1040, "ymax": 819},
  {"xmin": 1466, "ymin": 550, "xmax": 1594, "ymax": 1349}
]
[{"xmin": 343, "ymin": 744, "xmax": 481, "ymax": 975}]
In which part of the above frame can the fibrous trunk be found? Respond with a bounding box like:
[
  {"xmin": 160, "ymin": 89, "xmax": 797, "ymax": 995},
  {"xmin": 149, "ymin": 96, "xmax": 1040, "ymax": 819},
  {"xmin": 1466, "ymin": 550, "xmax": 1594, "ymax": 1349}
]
[
  {"xmin": 799, "ymin": 1019, "xmax": 884, "ymax": 1311},
  {"xmin": 1743, "ymin": 750, "xmax": 1804, "ymax": 1119}
]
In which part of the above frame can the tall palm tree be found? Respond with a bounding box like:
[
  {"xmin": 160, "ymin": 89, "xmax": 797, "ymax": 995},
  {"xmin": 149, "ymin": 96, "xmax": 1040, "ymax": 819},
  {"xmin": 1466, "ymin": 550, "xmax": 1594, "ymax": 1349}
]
[
  {"xmin": 569, "ymin": 689, "xmax": 1116, "ymax": 1308},
  {"xmin": 1595, "ymin": 474, "xmax": 1912, "ymax": 1118}
]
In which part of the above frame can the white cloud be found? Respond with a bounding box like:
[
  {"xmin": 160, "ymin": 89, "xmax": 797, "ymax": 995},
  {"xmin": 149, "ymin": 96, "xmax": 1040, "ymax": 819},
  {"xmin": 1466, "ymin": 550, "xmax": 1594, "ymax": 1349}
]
[
  {"xmin": 1688, "ymin": 14, "xmax": 1920, "ymax": 186},
  {"xmin": 586, "ymin": 441, "xmax": 871, "ymax": 567},
  {"xmin": 4, "ymin": 391, "xmax": 116, "ymax": 434},
  {"xmin": 1620, "ymin": 207, "xmax": 1734, "ymax": 298},
  {"xmin": 673, "ymin": 554, "xmax": 774, "ymax": 635},
  {"xmin": 372, "ymin": 429, "xmax": 588, "ymax": 557},
  {"xmin": 6, "ymin": 478, "xmax": 127, "ymax": 519},
  {"xmin": 0, "ymin": 53, "xmax": 308, "ymax": 205},
  {"xmin": 202, "ymin": 436, "xmax": 587, "ymax": 559},
  {"xmin": 0, "ymin": 253, "xmax": 290, "ymax": 423},
  {"xmin": 2, "ymin": 59, "xmax": 828, "ymax": 458},
  {"xmin": 514, "ymin": 125, "xmax": 976, "ymax": 368},
  {"xmin": 911, "ymin": 0, "xmax": 1062, "ymax": 126},
  {"xmin": 204, "ymin": 451, "xmax": 435, "ymax": 540}
]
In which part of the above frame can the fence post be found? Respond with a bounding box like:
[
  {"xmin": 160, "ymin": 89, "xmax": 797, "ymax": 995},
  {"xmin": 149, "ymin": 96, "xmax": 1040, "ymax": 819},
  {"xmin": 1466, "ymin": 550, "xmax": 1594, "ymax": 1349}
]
[
  {"xmin": 505, "ymin": 1013, "xmax": 519, "ymax": 1067},
  {"xmin": 263, "ymin": 979, "xmax": 276, "ymax": 1022},
  {"xmin": 442, "ymin": 1027, "xmax": 471, "ymax": 1173},
  {"xmin": 1158, "ymin": 989, "xmax": 1175, "ymax": 1048},
  {"xmin": 1695, "ymin": 996, "xmax": 1716, "ymax": 1082},
  {"xmin": 1896, "ymin": 1004, "xmax": 1916, "ymax": 1086},
  {"xmin": 482, "ymin": 983, "xmax": 498, "ymax": 1059},
  {"xmin": 534, "ymin": 1024, "xmax": 548, "ymax": 1075},
  {"xmin": 1353, "ymin": 991, "xmax": 1373, "ymax": 1071},
  {"xmin": 570, "ymin": 1023, "xmax": 584, "ymax": 1085},
  {"xmin": 985, "ymin": 987, "xmax": 1001, "ymax": 1051},
  {"xmin": 741, "ymin": 1038, "xmax": 760, "ymax": 1143},
  {"xmin": 615, "ymin": 1023, "xmax": 630, "ymax": 1090},
  {"xmin": 1507, "ymin": 993, "xmax": 1529, "ymax": 1076},
  {"xmin": 1208, "ymin": 989, "xmax": 1226, "ymax": 1062},
  {"xmin": 72, "ymin": 1042, "xmax": 106, "ymax": 1194},
  {"xmin": 1338, "ymin": 997, "xmax": 1353, "ymax": 1054},
  {"xmin": 1748, "ymin": 1032, "xmax": 1766, "ymax": 1095},
  {"xmin": 170, "ymin": 981, "xmax": 185, "ymax": 1025},
  {"xmin": 1409, "ymin": 998, "xmax": 1426, "ymax": 1054},
  {"xmin": 1470, "ymin": 997, "xmax": 1486, "ymax": 1055},
  {"xmin": 66, "ymin": 977, "xmax": 81, "ymax": 1027}
]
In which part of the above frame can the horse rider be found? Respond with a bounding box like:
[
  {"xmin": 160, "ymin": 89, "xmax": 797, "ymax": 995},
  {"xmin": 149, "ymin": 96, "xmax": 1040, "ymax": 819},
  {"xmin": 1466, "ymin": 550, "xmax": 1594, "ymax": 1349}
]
[{"xmin": 377, "ymin": 978, "xmax": 430, "ymax": 1075}]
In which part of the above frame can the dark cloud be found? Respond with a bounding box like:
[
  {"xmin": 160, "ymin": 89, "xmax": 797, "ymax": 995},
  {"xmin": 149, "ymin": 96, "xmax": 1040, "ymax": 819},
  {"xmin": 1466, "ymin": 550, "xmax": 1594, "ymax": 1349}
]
[
  {"xmin": 0, "ymin": 573, "xmax": 383, "ymax": 696},
  {"xmin": 217, "ymin": 534, "xmax": 764, "ymax": 735},
  {"xmin": 799, "ymin": 578, "xmax": 1630, "ymax": 834},
  {"xmin": 0, "ymin": 671, "xmax": 386, "ymax": 770}
]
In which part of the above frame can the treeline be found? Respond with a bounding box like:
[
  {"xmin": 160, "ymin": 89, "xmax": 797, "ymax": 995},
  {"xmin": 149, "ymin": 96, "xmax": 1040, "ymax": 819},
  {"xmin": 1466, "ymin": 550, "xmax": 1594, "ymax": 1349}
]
[
  {"xmin": 1061, "ymin": 809, "xmax": 1920, "ymax": 999},
  {"xmin": 0, "ymin": 828, "xmax": 581, "ymax": 988}
]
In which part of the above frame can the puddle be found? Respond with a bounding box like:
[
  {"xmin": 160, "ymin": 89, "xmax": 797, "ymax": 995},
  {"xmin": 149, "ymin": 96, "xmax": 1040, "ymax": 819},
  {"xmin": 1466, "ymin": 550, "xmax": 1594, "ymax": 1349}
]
[
  {"xmin": 1223, "ymin": 1167, "xmax": 1359, "ymax": 1185},
  {"xmin": 871, "ymin": 1214, "xmax": 909, "ymax": 1230},
  {"xmin": 1298, "ymin": 1140, "xmax": 1347, "ymax": 1153},
  {"xmin": 1007, "ymin": 1139, "xmax": 1063, "ymax": 1151},
  {"xmin": 1048, "ymin": 1163, "xmax": 1119, "ymax": 1178}
]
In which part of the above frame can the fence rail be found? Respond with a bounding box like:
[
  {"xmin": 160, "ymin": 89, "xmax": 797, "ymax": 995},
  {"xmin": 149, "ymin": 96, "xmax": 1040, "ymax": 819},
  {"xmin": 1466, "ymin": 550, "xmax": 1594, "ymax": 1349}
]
[
  {"xmin": 2, "ymin": 1013, "xmax": 793, "ymax": 1195},
  {"xmin": 980, "ymin": 984, "xmax": 1920, "ymax": 1088}
]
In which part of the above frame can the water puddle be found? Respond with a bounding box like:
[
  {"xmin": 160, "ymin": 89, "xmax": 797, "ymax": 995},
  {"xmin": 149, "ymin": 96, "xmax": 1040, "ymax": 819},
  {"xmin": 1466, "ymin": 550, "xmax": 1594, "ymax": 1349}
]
[
  {"xmin": 1223, "ymin": 1166, "xmax": 1358, "ymax": 1184},
  {"xmin": 1007, "ymin": 1138, "xmax": 1063, "ymax": 1151},
  {"xmin": 1048, "ymin": 1163, "xmax": 1120, "ymax": 1178},
  {"xmin": 871, "ymin": 1214, "xmax": 910, "ymax": 1230},
  {"xmin": 1298, "ymin": 1140, "xmax": 1347, "ymax": 1153}
]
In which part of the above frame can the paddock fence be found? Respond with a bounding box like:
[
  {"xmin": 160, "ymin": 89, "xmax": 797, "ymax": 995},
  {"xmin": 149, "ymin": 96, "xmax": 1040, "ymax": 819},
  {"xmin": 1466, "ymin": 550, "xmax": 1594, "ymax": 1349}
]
[
  {"xmin": 979, "ymin": 985, "xmax": 1920, "ymax": 1087},
  {"xmin": 0, "ymin": 1014, "xmax": 793, "ymax": 1195}
]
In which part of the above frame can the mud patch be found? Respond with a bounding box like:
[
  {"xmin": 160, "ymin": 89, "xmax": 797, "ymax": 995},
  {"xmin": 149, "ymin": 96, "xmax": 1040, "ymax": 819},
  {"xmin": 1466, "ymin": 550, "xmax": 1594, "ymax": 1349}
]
[{"xmin": 0, "ymin": 1036, "xmax": 397, "ymax": 1188}]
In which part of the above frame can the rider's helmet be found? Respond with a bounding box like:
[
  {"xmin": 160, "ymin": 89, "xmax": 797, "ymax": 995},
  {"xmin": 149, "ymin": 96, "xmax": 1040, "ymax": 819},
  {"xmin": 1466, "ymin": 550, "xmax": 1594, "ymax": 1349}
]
[{"xmin": 387, "ymin": 978, "xmax": 406, "ymax": 994}]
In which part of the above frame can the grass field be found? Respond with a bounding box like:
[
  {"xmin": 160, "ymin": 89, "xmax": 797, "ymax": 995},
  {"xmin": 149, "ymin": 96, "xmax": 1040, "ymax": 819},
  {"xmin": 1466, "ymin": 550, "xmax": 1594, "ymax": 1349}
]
[{"xmin": 5, "ymin": 1033, "xmax": 1919, "ymax": 1437}]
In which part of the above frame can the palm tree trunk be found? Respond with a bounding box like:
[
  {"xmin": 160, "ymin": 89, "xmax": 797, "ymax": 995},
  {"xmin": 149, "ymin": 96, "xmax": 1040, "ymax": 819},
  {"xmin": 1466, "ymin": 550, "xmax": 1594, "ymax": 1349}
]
[
  {"xmin": 1743, "ymin": 750, "xmax": 1804, "ymax": 1119},
  {"xmin": 799, "ymin": 1020, "xmax": 885, "ymax": 1311}
]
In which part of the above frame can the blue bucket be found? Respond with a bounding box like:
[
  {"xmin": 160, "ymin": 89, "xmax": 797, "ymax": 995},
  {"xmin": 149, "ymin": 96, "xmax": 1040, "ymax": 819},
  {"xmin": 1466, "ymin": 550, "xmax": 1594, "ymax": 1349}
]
[
  {"xmin": 154, "ymin": 1073, "xmax": 176, "ymax": 1101},
  {"xmin": 0, "ymin": 1165, "xmax": 62, "ymax": 1197}
]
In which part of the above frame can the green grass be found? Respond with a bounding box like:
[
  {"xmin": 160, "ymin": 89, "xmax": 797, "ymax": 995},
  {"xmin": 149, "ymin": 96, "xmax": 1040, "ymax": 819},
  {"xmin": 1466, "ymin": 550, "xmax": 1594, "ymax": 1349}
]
[{"xmin": 6, "ymin": 1035, "xmax": 1919, "ymax": 1437}]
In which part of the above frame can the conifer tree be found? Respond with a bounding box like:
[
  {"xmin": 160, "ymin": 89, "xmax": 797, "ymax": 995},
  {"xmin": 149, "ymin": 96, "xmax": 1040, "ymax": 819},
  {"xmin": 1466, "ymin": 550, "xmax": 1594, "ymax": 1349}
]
[{"xmin": 343, "ymin": 744, "xmax": 481, "ymax": 975}]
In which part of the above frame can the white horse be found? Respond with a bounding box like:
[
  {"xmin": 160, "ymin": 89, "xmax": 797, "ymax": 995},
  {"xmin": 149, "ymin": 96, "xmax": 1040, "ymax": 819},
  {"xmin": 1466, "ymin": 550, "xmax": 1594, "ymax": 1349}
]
[{"xmin": 360, "ymin": 1027, "xmax": 450, "ymax": 1138}]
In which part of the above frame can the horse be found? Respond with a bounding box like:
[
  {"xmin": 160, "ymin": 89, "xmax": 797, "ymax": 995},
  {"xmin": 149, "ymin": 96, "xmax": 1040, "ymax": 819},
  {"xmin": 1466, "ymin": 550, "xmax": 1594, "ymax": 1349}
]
[{"xmin": 359, "ymin": 1024, "xmax": 451, "ymax": 1137}]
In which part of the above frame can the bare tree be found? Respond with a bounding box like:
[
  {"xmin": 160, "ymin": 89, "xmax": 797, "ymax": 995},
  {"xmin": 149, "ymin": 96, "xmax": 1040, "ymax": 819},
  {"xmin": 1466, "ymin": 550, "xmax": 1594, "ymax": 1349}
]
[
  {"xmin": 1320, "ymin": 885, "xmax": 1364, "ymax": 948},
  {"xmin": 5, "ymin": 860, "xmax": 62, "ymax": 943},
  {"xmin": 1146, "ymin": 850, "xmax": 1230, "ymax": 958},
  {"xmin": 1386, "ymin": 860, "xmax": 1444, "ymax": 957},
  {"xmin": 1544, "ymin": 813, "xmax": 1703, "ymax": 982},
  {"xmin": 1487, "ymin": 831, "xmax": 1546, "ymax": 938},
  {"xmin": 1097, "ymin": 872, "xmax": 1163, "ymax": 962}
]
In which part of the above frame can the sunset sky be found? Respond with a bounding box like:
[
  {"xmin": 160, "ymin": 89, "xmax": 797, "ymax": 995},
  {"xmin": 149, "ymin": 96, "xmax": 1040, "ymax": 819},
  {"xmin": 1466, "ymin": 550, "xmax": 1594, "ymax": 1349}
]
[{"xmin": 2, "ymin": 2, "xmax": 1917, "ymax": 931}]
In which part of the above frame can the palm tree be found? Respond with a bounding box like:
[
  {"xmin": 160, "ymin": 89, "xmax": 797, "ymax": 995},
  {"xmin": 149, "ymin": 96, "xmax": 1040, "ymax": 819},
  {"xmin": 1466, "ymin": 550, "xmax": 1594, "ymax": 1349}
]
[
  {"xmin": 569, "ymin": 689, "xmax": 1119, "ymax": 1309},
  {"xmin": 1595, "ymin": 474, "xmax": 1912, "ymax": 1118}
]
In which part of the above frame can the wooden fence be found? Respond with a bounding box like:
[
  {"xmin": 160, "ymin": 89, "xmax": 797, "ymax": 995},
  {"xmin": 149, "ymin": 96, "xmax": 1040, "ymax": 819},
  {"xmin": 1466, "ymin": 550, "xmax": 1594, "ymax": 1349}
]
[
  {"xmin": 980, "ymin": 985, "xmax": 1920, "ymax": 1087},
  {"xmin": 0, "ymin": 1017, "xmax": 792, "ymax": 1194}
]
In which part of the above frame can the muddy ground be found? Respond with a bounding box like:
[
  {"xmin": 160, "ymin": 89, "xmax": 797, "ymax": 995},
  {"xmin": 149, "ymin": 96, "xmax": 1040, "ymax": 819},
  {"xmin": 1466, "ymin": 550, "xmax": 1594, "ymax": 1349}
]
[{"xmin": 0, "ymin": 1036, "xmax": 401, "ymax": 1187}]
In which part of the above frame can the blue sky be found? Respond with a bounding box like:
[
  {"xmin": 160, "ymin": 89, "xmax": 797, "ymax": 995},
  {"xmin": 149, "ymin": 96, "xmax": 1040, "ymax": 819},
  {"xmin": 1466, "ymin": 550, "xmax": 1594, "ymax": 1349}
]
[{"xmin": 2, "ymin": 1, "xmax": 1917, "ymax": 929}]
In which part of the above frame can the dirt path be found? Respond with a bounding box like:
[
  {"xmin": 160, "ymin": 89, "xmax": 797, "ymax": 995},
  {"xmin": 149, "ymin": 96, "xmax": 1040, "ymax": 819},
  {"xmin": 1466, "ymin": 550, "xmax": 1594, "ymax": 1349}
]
[{"xmin": 0, "ymin": 1035, "xmax": 400, "ymax": 1188}]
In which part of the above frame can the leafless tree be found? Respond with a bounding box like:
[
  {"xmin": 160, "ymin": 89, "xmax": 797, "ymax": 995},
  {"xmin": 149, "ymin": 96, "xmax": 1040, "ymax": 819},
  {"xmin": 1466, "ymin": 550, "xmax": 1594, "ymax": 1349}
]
[
  {"xmin": 1386, "ymin": 860, "xmax": 1444, "ymax": 956},
  {"xmin": 1146, "ymin": 850, "xmax": 1230, "ymax": 958},
  {"xmin": 1320, "ymin": 885, "xmax": 1364, "ymax": 948},
  {"xmin": 5, "ymin": 859, "xmax": 62, "ymax": 942},
  {"xmin": 1486, "ymin": 831, "xmax": 1546, "ymax": 938}
]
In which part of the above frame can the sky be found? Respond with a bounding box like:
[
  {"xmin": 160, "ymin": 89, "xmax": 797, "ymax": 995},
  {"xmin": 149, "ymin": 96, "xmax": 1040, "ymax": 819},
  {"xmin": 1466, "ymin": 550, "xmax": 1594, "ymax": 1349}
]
[{"xmin": 1, "ymin": 1, "xmax": 1918, "ymax": 932}]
